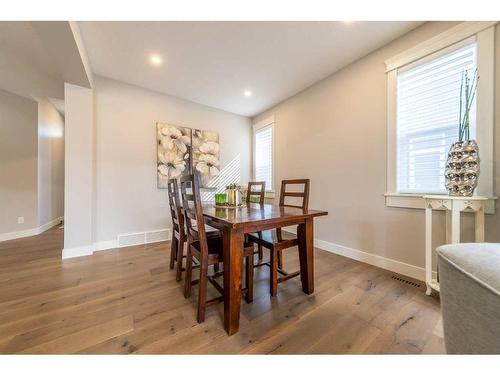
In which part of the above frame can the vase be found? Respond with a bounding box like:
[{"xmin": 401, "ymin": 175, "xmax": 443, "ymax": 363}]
[{"xmin": 444, "ymin": 140, "xmax": 480, "ymax": 197}]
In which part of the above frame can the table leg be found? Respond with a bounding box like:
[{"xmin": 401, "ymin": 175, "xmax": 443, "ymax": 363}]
[
  {"xmin": 425, "ymin": 206, "xmax": 432, "ymax": 296},
  {"xmin": 298, "ymin": 217, "xmax": 314, "ymax": 294},
  {"xmin": 475, "ymin": 206, "xmax": 485, "ymax": 242},
  {"xmin": 451, "ymin": 200, "xmax": 460, "ymax": 244},
  {"xmin": 445, "ymin": 210, "xmax": 452, "ymax": 244},
  {"xmin": 222, "ymin": 227, "xmax": 243, "ymax": 335}
]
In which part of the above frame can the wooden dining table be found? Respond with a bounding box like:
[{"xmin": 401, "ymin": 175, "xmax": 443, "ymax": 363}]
[{"xmin": 201, "ymin": 202, "xmax": 328, "ymax": 335}]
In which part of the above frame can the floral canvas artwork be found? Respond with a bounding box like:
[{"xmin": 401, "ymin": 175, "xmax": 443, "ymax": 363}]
[
  {"xmin": 192, "ymin": 129, "xmax": 220, "ymax": 188},
  {"xmin": 157, "ymin": 123, "xmax": 191, "ymax": 188},
  {"xmin": 156, "ymin": 122, "xmax": 220, "ymax": 189}
]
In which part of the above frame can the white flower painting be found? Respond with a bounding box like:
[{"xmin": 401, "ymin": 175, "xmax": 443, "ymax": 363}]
[
  {"xmin": 159, "ymin": 126, "xmax": 191, "ymax": 153},
  {"xmin": 157, "ymin": 123, "xmax": 191, "ymax": 188},
  {"xmin": 156, "ymin": 123, "xmax": 220, "ymax": 189},
  {"xmin": 192, "ymin": 130, "xmax": 220, "ymax": 187}
]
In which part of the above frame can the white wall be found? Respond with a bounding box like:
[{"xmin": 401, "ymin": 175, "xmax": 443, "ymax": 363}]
[
  {"xmin": 92, "ymin": 76, "xmax": 252, "ymax": 245},
  {"xmin": 63, "ymin": 83, "xmax": 95, "ymax": 257},
  {"xmin": 0, "ymin": 88, "xmax": 38, "ymax": 238},
  {"xmin": 37, "ymin": 99, "xmax": 65, "ymax": 228}
]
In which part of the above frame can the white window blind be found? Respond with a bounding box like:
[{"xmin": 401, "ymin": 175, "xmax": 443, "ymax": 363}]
[
  {"xmin": 254, "ymin": 125, "xmax": 273, "ymax": 190},
  {"xmin": 396, "ymin": 42, "xmax": 477, "ymax": 194}
]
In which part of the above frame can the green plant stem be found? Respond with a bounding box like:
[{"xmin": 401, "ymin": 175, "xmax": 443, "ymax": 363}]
[
  {"xmin": 458, "ymin": 69, "xmax": 478, "ymax": 142},
  {"xmin": 458, "ymin": 72, "xmax": 464, "ymax": 141}
]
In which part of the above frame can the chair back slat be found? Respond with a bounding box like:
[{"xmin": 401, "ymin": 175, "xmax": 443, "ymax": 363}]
[
  {"xmin": 167, "ymin": 178, "xmax": 184, "ymax": 235},
  {"xmin": 183, "ymin": 194, "xmax": 195, "ymax": 201},
  {"xmin": 276, "ymin": 179, "xmax": 310, "ymax": 240},
  {"xmin": 246, "ymin": 181, "xmax": 266, "ymax": 205},
  {"xmin": 279, "ymin": 179, "xmax": 310, "ymax": 211},
  {"xmin": 180, "ymin": 174, "xmax": 208, "ymax": 255}
]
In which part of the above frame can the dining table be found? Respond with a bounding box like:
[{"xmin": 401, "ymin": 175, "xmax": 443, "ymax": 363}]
[{"xmin": 201, "ymin": 202, "xmax": 328, "ymax": 335}]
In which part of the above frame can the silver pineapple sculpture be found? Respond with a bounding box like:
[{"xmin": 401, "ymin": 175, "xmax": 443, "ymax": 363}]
[{"xmin": 444, "ymin": 69, "xmax": 480, "ymax": 197}]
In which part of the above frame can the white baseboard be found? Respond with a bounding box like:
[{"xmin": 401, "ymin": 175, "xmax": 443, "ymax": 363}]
[
  {"xmin": 0, "ymin": 216, "xmax": 63, "ymax": 243},
  {"xmin": 63, "ymin": 228, "xmax": 171, "ymax": 259},
  {"xmin": 283, "ymin": 228, "xmax": 427, "ymax": 281},
  {"xmin": 313, "ymin": 238, "xmax": 426, "ymax": 281},
  {"xmin": 0, "ymin": 227, "xmax": 39, "ymax": 242},
  {"xmin": 94, "ymin": 240, "xmax": 118, "ymax": 252},
  {"xmin": 62, "ymin": 244, "xmax": 94, "ymax": 259},
  {"xmin": 38, "ymin": 217, "xmax": 64, "ymax": 233}
]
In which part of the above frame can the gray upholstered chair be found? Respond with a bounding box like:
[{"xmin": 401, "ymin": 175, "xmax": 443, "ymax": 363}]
[{"xmin": 436, "ymin": 243, "xmax": 500, "ymax": 354}]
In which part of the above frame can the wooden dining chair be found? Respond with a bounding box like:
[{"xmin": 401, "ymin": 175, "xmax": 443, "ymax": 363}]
[
  {"xmin": 246, "ymin": 181, "xmax": 266, "ymax": 205},
  {"xmin": 167, "ymin": 178, "xmax": 220, "ymax": 282},
  {"xmin": 246, "ymin": 181, "xmax": 266, "ymax": 261},
  {"xmin": 247, "ymin": 179, "xmax": 310, "ymax": 296},
  {"xmin": 167, "ymin": 178, "xmax": 187, "ymax": 282},
  {"xmin": 180, "ymin": 174, "xmax": 256, "ymax": 323}
]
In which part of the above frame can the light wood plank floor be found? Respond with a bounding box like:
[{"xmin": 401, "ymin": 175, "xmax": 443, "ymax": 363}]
[{"xmin": 0, "ymin": 226, "xmax": 445, "ymax": 354}]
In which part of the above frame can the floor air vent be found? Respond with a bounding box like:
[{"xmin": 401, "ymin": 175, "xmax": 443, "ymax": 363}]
[
  {"xmin": 117, "ymin": 229, "xmax": 170, "ymax": 248},
  {"xmin": 145, "ymin": 229, "xmax": 169, "ymax": 243},
  {"xmin": 391, "ymin": 275, "xmax": 421, "ymax": 288},
  {"xmin": 118, "ymin": 232, "xmax": 146, "ymax": 247}
]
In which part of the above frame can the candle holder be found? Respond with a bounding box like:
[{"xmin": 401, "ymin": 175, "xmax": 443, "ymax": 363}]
[{"xmin": 215, "ymin": 193, "xmax": 227, "ymax": 206}]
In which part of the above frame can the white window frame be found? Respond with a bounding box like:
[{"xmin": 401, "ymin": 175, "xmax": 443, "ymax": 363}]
[
  {"xmin": 385, "ymin": 21, "xmax": 497, "ymax": 213},
  {"xmin": 253, "ymin": 115, "xmax": 276, "ymax": 198}
]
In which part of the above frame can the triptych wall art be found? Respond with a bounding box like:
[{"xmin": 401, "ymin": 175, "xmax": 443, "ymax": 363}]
[{"xmin": 156, "ymin": 122, "xmax": 220, "ymax": 189}]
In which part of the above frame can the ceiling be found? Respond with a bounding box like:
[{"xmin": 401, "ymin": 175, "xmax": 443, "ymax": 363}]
[
  {"xmin": 78, "ymin": 21, "xmax": 423, "ymax": 117},
  {"xmin": 0, "ymin": 21, "xmax": 92, "ymax": 101}
]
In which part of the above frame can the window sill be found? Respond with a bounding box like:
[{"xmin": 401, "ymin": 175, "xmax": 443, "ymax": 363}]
[
  {"xmin": 264, "ymin": 190, "xmax": 276, "ymax": 199},
  {"xmin": 245, "ymin": 190, "xmax": 275, "ymax": 200},
  {"xmin": 385, "ymin": 193, "xmax": 497, "ymax": 214}
]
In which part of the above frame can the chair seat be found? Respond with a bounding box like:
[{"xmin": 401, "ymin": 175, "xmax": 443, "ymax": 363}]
[
  {"xmin": 190, "ymin": 236, "xmax": 223, "ymax": 262},
  {"xmin": 185, "ymin": 224, "xmax": 221, "ymax": 241},
  {"xmin": 247, "ymin": 229, "xmax": 298, "ymax": 250},
  {"xmin": 204, "ymin": 224, "xmax": 221, "ymax": 238}
]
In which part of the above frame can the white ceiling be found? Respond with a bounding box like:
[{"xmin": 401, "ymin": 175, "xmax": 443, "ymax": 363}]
[{"xmin": 79, "ymin": 21, "xmax": 423, "ymax": 117}]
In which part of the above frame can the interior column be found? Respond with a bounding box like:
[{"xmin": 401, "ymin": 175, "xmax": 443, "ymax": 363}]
[{"xmin": 62, "ymin": 83, "xmax": 95, "ymax": 258}]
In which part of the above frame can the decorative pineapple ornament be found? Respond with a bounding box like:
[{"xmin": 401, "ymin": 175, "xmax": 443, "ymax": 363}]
[{"xmin": 444, "ymin": 69, "xmax": 480, "ymax": 197}]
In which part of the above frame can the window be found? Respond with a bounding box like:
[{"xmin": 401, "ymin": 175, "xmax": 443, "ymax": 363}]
[
  {"xmin": 385, "ymin": 22, "xmax": 495, "ymax": 212},
  {"xmin": 397, "ymin": 42, "xmax": 476, "ymax": 194},
  {"xmin": 253, "ymin": 117, "xmax": 274, "ymax": 191}
]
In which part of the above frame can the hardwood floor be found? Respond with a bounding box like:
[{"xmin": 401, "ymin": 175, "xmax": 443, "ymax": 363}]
[{"xmin": 0, "ymin": 226, "xmax": 445, "ymax": 354}]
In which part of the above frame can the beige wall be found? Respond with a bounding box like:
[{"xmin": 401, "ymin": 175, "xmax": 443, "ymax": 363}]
[
  {"xmin": 37, "ymin": 98, "xmax": 65, "ymax": 227},
  {"xmin": 253, "ymin": 22, "xmax": 500, "ymax": 271},
  {"xmin": 0, "ymin": 88, "xmax": 38, "ymax": 236},
  {"xmin": 93, "ymin": 76, "xmax": 252, "ymax": 244}
]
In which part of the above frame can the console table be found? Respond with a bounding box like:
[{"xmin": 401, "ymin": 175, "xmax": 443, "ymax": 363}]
[{"xmin": 424, "ymin": 195, "xmax": 488, "ymax": 295}]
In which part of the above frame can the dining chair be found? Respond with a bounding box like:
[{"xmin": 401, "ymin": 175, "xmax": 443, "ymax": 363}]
[
  {"xmin": 247, "ymin": 179, "xmax": 310, "ymax": 296},
  {"xmin": 246, "ymin": 181, "xmax": 266, "ymax": 205},
  {"xmin": 167, "ymin": 178, "xmax": 187, "ymax": 282},
  {"xmin": 167, "ymin": 178, "xmax": 220, "ymax": 282},
  {"xmin": 246, "ymin": 181, "xmax": 266, "ymax": 261},
  {"xmin": 180, "ymin": 174, "xmax": 255, "ymax": 323}
]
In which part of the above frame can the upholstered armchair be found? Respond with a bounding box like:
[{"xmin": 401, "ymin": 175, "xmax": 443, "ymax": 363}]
[{"xmin": 437, "ymin": 243, "xmax": 500, "ymax": 354}]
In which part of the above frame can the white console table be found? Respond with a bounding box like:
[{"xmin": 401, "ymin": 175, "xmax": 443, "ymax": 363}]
[{"xmin": 424, "ymin": 195, "xmax": 488, "ymax": 295}]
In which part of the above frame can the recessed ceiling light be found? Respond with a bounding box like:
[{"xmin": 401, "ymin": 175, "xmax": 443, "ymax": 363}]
[
  {"xmin": 244, "ymin": 90, "xmax": 253, "ymax": 97},
  {"xmin": 150, "ymin": 54, "xmax": 163, "ymax": 66}
]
